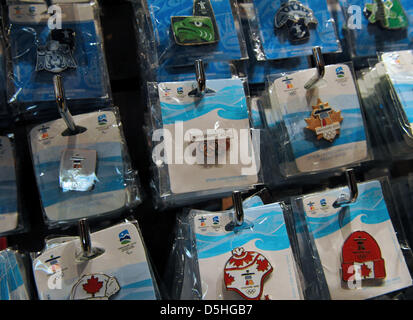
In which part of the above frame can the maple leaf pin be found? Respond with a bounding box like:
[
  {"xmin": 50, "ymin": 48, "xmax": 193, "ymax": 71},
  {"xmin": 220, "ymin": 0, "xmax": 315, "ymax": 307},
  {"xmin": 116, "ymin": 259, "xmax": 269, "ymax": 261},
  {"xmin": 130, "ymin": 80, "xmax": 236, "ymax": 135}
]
[{"xmin": 305, "ymin": 99, "xmax": 343, "ymax": 142}]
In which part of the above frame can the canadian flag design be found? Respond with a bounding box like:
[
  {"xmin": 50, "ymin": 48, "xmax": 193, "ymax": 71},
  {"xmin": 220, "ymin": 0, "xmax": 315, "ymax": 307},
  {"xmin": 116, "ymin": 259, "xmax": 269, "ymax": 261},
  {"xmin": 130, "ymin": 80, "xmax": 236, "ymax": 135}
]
[
  {"xmin": 341, "ymin": 231, "xmax": 386, "ymax": 283},
  {"xmin": 224, "ymin": 247, "xmax": 273, "ymax": 300},
  {"xmin": 70, "ymin": 274, "xmax": 120, "ymax": 300}
]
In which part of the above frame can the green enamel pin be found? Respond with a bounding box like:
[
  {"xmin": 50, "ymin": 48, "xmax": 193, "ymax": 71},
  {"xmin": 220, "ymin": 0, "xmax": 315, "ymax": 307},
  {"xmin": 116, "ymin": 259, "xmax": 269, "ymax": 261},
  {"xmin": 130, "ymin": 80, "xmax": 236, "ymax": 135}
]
[
  {"xmin": 171, "ymin": 0, "xmax": 220, "ymax": 46},
  {"xmin": 364, "ymin": 0, "xmax": 408, "ymax": 30}
]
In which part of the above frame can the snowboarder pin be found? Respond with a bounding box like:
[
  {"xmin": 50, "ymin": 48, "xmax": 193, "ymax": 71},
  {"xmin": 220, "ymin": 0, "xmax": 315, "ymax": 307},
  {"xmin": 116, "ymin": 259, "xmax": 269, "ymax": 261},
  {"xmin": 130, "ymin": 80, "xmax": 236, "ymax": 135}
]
[
  {"xmin": 224, "ymin": 247, "xmax": 273, "ymax": 300},
  {"xmin": 305, "ymin": 99, "xmax": 343, "ymax": 142},
  {"xmin": 274, "ymin": 0, "xmax": 318, "ymax": 42}
]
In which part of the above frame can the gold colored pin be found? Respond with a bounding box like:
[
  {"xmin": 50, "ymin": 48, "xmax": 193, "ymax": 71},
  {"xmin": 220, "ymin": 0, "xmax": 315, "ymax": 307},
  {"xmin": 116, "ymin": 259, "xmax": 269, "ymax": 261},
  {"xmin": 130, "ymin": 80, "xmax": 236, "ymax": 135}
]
[{"xmin": 305, "ymin": 99, "xmax": 343, "ymax": 142}]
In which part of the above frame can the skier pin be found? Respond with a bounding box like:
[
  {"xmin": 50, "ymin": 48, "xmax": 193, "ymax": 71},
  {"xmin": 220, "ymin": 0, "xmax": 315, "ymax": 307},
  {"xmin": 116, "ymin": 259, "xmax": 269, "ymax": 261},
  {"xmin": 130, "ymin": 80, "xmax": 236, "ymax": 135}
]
[
  {"xmin": 224, "ymin": 247, "xmax": 273, "ymax": 300},
  {"xmin": 36, "ymin": 29, "xmax": 77, "ymax": 73},
  {"xmin": 305, "ymin": 99, "xmax": 343, "ymax": 142},
  {"xmin": 341, "ymin": 231, "xmax": 386, "ymax": 283},
  {"xmin": 274, "ymin": 0, "xmax": 318, "ymax": 42},
  {"xmin": 70, "ymin": 274, "xmax": 120, "ymax": 300},
  {"xmin": 364, "ymin": 0, "xmax": 408, "ymax": 30},
  {"xmin": 171, "ymin": 0, "xmax": 220, "ymax": 46}
]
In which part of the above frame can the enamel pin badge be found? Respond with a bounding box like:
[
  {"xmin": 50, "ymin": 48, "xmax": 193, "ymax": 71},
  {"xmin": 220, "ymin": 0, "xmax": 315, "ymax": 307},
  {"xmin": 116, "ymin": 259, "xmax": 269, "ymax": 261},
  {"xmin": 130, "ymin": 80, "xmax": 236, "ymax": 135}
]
[
  {"xmin": 59, "ymin": 149, "xmax": 97, "ymax": 192},
  {"xmin": 171, "ymin": 0, "xmax": 220, "ymax": 46},
  {"xmin": 305, "ymin": 99, "xmax": 343, "ymax": 142},
  {"xmin": 341, "ymin": 231, "xmax": 386, "ymax": 283},
  {"xmin": 36, "ymin": 29, "xmax": 77, "ymax": 73},
  {"xmin": 274, "ymin": 0, "xmax": 318, "ymax": 42},
  {"xmin": 224, "ymin": 247, "xmax": 273, "ymax": 300},
  {"xmin": 70, "ymin": 274, "xmax": 120, "ymax": 300},
  {"xmin": 364, "ymin": 0, "xmax": 408, "ymax": 30}
]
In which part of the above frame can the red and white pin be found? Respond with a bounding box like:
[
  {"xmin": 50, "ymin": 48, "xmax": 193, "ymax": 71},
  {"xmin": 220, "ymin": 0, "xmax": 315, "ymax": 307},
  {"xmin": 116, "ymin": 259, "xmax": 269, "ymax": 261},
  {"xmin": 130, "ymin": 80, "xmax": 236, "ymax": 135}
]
[
  {"xmin": 341, "ymin": 231, "xmax": 386, "ymax": 283},
  {"xmin": 224, "ymin": 247, "xmax": 273, "ymax": 300}
]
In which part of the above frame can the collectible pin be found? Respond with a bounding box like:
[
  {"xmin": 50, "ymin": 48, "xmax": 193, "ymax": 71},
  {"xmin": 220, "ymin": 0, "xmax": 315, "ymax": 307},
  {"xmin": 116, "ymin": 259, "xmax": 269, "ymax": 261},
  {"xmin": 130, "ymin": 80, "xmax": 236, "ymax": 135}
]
[
  {"xmin": 59, "ymin": 149, "xmax": 97, "ymax": 192},
  {"xmin": 171, "ymin": 0, "xmax": 220, "ymax": 46},
  {"xmin": 274, "ymin": 0, "xmax": 318, "ymax": 42},
  {"xmin": 224, "ymin": 247, "xmax": 273, "ymax": 300},
  {"xmin": 364, "ymin": 0, "xmax": 408, "ymax": 30},
  {"xmin": 36, "ymin": 29, "xmax": 77, "ymax": 73},
  {"xmin": 191, "ymin": 130, "xmax": 232, "ymax": 165},
  {"xmin": 305, "ymin": 99, "xmax": 343, "ymax": 142},
  {"xmin": 70, "ymin": 274, "xmax": 120, "ymax": 300},
  {"xmin": 341, "ymin": 231, "xmax": 386, "ymax": 283}
]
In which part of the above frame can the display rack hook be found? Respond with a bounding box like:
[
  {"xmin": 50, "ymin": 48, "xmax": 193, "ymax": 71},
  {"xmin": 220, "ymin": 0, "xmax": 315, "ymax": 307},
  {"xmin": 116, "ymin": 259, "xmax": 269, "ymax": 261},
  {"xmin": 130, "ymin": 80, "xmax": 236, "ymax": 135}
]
[
  {"xmin": 76, "ymin": 219, "xmax": 105, "ymax": 262},
  {"xmin": 232, "ymin": 191, "xmax": 244, "ymax": 226},
  {"xmin": 195, "ymin": 59, "xmax": 206, "ymax": 96},
  {"xmin": 53, "ymin": 75, "xmax": 77, "ymax": 133},
  {"xmin": 333, "ymin": 169, "xmax": 359, "ymax": 208},
  {"xmin": 304, "ymin": 46, "xmax": 325, "ymax": 90}
]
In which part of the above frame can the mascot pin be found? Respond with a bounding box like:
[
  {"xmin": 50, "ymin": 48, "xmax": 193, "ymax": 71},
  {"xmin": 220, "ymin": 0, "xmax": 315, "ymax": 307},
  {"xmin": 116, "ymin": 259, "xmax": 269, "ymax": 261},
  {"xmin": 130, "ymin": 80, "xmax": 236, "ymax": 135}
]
[
  {"xmin": 224, "ymin": 247, "xmax": 273, "ymax": 300},
  {"xmin": 305, "ymin": 99, "xmax": 343, "ymax": 142},
  {"xmin": 364, "ymin": 0, "xmax": 408, "ymax": 30},
  {"xmin": 274, "ymin": 0, "xmax": 318, "ymax": 42},
  {"xmin": 36, "ymin": 29, "xmax": 77, "ymax": 73},
  {"xmin": 171, "ymin": 0, "xmax": 219, "ymax": 46}
]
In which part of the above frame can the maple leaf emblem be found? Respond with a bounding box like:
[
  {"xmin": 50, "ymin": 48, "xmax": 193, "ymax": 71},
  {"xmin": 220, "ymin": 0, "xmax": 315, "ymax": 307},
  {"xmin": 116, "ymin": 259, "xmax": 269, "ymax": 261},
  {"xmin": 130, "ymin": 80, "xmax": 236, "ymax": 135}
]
[
  {"xmin": 224, "ymin": 272, "xmax": 235, "ymax": 286},
  {"xmin": 231, "ymin": 251, "xmax": 254, "ymax": 268},
  {"xmin": 256, "ymin": 258, "xmax": 270, "ymax": 272},
  {"xmin": 83, "ymin": 275, "xmax": 103, "ymax": 297},
  {"xmin": 305, "ymin": 99, "xmax": 343, "ymax": 142},
  {"xmin": 361, "ymin": 264, "xmax": 372, "ymax": 278}
]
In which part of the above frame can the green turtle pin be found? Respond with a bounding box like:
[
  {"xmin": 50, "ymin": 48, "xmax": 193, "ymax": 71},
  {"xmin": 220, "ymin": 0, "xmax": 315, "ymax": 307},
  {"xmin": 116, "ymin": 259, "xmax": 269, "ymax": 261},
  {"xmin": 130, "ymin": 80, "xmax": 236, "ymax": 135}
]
[
  {"xmin": 171, "ymin": 0, "xmax": 220, "ymax": 46},
  {"xmin": 364, "ymin": 0, "xmax": 408, "ymax": 30}
]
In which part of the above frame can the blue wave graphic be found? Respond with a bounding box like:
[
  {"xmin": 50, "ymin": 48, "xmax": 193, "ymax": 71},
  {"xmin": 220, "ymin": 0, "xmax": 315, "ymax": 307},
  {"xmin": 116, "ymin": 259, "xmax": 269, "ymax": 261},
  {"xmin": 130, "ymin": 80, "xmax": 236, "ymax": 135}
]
[
  {"xmin": 196, "ymin": 204, "xmax": 291, "ymax": 259},
  {"xmin": 306, "ymin": 186, "xmax": 391, "ymax": 239},
  {"xmin": 161, "ymin": 86, "xmax": 248, "ymax": 124}
]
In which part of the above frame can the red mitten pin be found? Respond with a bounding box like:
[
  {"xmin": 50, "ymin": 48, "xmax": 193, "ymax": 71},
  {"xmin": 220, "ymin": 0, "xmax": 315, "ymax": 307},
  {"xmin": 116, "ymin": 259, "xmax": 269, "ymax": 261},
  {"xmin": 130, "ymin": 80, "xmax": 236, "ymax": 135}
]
[
  {"xmin": 341, "ymin": 231, "xmax": 386, "ymax": 282},
  {"xmin": 224, "ymin": 247, "xmax": 273, "ymax": 300}
]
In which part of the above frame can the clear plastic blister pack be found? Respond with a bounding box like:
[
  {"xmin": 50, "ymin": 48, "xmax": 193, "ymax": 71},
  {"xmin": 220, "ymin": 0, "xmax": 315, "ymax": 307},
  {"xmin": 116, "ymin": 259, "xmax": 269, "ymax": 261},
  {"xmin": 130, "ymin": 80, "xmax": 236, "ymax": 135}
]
[
  {"xmin": 139, "ymin": 0, "xmax": 248, "ymax": 69},
  {"xmin": 31, "ymin": 219, "xmax": 161, "ymax": 300},
  {"xmin": 166, "ymin": 194, "xmax": 304, "ymax": 300},
  {"xmin": 291, "ymin": 177, "xmax": 413, "ymax": 300},
  {"xmin": 243, "ymin": 0, "xmax": 341, "ymax": 61},
  {"xmin": 28, "ymin": 107, "xmax": 142, "ymax": 227},
  {"xmin": 340, "ymin": 0, "xmax": 413, "ymax": 58},
  {"xmin": 266, "ymin": 62, "xmax": 371, "ymax": 178},
  {"xmin": 356, "ymin": 50, "xmax": 413, "ymax": 159},
  {"xmin": 0, "ymin": 249, "xmax": 31, "ymax": 300},
  {"xmin": 238, "ymin": 1, "xmax": 311, "ymax": 85},
  {"xmin": 145, "ymin": 77, "xmax": 263, "ymax": 208},
  {"xmin": 0, "ymin": 134, "xmax": 25, "ymax": 236},
  {"xmin": 4, "ymin": 0, "xmax": 112, "ymax": 119},
  {"xmin": 132, "ymin": 0, "xmax": 244, "ymax": 86}
]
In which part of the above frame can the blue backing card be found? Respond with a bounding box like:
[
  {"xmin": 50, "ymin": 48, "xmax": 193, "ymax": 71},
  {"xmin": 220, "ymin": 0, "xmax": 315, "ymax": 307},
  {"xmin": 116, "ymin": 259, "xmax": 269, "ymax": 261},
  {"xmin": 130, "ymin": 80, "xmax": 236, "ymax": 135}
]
[
  {"xmin": 9, "ymin": 19, "xmax": 108, "ymax": 104},
  {"xmin": 253, "ymin": 0, "xmax": 340, "ymax": 60},
  {"xmin": 196, "ymin": 203, "xmax": 292, "ymax": 260},
  {"xmin": 341, "ymin": 0, "xmax": 413, "ymax": 57},
  {"xmin": 146, "ymin": 0, "xmax": 244, "ymax": 66}
]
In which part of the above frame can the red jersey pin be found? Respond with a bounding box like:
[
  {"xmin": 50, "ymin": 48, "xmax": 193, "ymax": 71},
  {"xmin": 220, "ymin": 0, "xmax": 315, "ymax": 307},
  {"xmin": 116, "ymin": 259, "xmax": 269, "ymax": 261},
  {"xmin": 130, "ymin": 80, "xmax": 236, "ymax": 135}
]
[
  {"xmin": 224, "ymin": 247, "xmax": 273, "ymax": 300},
  {"xmin": 341, "ymin": 231, "xmax": 386, "ymax": 282}
]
